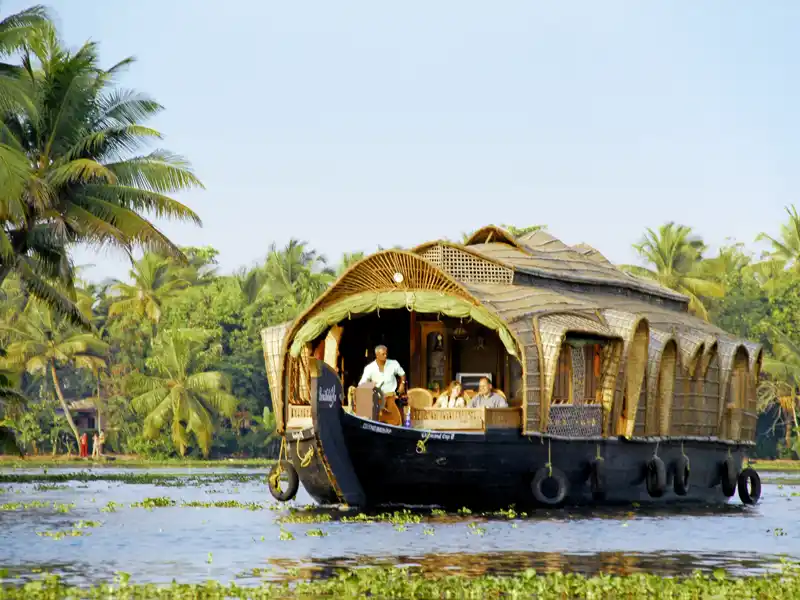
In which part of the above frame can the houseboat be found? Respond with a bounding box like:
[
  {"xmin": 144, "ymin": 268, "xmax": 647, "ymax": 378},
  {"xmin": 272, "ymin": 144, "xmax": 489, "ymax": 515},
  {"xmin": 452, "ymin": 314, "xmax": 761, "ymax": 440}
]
[{"xmin": 261, "ymin": 226, "xmax": 763, "ymax": 509}]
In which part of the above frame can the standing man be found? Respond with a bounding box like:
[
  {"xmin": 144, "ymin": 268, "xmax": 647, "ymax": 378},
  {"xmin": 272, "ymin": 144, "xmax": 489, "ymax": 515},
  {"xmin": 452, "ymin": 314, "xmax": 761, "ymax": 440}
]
[
  {"xmin": 359, "ymin": 345, "xmax": 406, "ymax": 425},
  {"xmin": 359, "ymin": 345, "xmax": 406, "ymax": 396},
  {"xmin": 468, "ymin": 377, "xmax": 508, "ymax": 408}
]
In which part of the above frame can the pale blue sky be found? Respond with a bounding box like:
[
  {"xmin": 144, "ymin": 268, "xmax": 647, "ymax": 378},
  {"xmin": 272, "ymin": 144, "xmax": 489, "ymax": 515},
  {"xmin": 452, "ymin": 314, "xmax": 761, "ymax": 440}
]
[{"xmin": 10, "ymin": 1, "xmax": 799, "ymax": 280}]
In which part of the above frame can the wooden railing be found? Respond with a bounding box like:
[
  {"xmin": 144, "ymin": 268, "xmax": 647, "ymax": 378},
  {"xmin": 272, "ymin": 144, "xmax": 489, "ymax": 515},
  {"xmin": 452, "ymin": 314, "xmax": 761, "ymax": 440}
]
[
  {"xmin": 287, "ymin": 405, "xmax": 312, "ymax": 429},
  {"xmin": 410, "ymin": 407, "xmax": 522, "ymax": 431}
]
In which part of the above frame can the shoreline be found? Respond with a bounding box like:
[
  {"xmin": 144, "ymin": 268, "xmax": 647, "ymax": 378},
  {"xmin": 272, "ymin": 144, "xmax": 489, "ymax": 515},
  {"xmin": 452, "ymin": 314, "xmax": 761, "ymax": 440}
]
[{"xmin": 1, "ymin": 454, "xmax": 798, "ymax": 472}]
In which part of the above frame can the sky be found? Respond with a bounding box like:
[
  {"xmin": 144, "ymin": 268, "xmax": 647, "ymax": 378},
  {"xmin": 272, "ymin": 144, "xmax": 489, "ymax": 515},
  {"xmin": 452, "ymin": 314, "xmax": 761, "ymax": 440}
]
[{"xmin": 8, "ymin": 1, "xmax": 800, "ymax": 281}]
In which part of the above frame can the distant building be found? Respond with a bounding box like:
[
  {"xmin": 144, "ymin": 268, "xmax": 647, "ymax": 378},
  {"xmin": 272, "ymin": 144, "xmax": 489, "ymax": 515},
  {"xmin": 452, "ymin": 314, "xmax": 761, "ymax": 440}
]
[{"xmin": 55, "ymin": 399, "xmax": 98, "ymax": 431}]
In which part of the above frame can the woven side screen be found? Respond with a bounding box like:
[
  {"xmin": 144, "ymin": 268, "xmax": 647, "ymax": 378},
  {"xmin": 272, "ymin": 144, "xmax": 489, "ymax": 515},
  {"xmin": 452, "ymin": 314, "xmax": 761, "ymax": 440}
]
[
  {"xmin": 260, "ymin": 322, "xmax": 292, "ymax": 433},
  {"xmin": 671, "ymin": 344, "xmax": 703, "ymax": 436},
  {"xmin": 420, "ymin": 244, "xmax": 514, "ymax": 285},
  {"xmin": 697, "ymin": 350, "xmax": 721, "ymax": 437},
  {"xmin": 633, "ymin": 376, "xmax": 647, "ymax": 436},
  {"xmin": 725, "ymin": 348, "xmax": 750, "ymax": 441},
  {"xmin": 547, "ymin": 405, "xmax": 603, "ymax": 437},
  {"xmin": 286, "ymin": 346, "xmax": 313, "ymax": 406}
]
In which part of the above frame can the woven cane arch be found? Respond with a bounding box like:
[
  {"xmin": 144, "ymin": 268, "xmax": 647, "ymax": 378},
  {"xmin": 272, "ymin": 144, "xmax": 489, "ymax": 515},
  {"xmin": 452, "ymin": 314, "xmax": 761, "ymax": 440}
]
[
  {"xmin": 535, "ymin": 312, "xmax": 623, "ymax": 432},
  {"xmin": 722, "ymin": 346, "xmax": 751, "ymax": 441},
  {"xmin": 602, "ymin": 310, "xmax": 650, "ymax": 437},
  {"xmin": 277, "ymin": 249, "xmax": 525, "ymax": 433},
  {"xmin": 463, "ymin": 225, "xmax": 525, "ymax": 249}
]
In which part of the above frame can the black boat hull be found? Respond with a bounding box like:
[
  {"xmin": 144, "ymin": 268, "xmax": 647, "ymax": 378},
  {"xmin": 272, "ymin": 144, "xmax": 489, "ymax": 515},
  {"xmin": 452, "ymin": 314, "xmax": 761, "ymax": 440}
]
[{"xmin": 287, "ymin": 359, "xmax": 753, "ymax": 509}]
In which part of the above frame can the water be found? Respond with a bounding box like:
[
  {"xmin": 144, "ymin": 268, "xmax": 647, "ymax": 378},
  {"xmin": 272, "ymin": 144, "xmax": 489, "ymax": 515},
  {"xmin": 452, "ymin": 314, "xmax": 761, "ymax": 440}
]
[{"xmin": 0, "ymin": 466, "xmax": 799, "ymax": 585}]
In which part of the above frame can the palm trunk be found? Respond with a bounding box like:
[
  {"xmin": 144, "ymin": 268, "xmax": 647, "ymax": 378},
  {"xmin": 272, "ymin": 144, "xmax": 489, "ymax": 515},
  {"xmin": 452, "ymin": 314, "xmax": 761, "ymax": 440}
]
[
  {"xmin": 50, "ymin": 361, "xmax": 80, "ymax": 445},
  {"xmin": 96, "ymin": 373, "xmax": 102, "ymax": 432}
]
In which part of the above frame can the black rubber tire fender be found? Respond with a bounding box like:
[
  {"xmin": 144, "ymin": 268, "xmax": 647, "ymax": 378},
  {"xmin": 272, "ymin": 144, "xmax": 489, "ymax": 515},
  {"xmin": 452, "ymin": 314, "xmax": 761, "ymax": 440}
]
[
  {"xmin": 645, "ymin": 456, "xmax": 667, "ymax": 498},
  {"xmin": 737, "ymin": 467, "xmax": 761, "ymax": 505},
  {"xmin": 531, "ymin": 466, "xmax": 569, "ymax": 506},
  {"xmin": 268, "ymin": 460, "xmax": 299, "ymax": 502},
  {"xmin": 673, "ymin": 455, "xmax": 691, "ymax": 496},
  {"xmin": 589, "ymin": 458, "xmax": 606, "ymax": 500},
  {"xmin": 720, "ymin": 457, "xmax": 738, "ymax": 497}
]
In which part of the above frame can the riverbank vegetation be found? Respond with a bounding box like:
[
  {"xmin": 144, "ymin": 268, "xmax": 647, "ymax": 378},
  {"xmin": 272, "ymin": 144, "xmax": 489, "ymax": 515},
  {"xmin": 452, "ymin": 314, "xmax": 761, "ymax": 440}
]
[
  {"xmin": 1, "ymin": 564, "xmax": 799, "ymax": 599},
  {"xmin": 0, "ymin": 4, "xmax": 799, "ymax": 463}
]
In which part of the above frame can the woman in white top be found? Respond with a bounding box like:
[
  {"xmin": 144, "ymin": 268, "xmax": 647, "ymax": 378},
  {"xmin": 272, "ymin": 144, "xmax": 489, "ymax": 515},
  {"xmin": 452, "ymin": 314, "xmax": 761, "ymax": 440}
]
[{"xmin": 434, "ymin": 381, "xmax": 466, "ymax": 408}]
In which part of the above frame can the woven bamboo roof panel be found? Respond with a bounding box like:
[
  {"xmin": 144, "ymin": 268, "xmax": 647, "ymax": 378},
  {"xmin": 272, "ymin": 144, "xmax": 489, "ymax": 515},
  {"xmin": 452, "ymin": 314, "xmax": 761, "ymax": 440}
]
[
  {"xmin": 571, "ymin": 243, "xmax": 614, "ymax": 266},
  {"xmin": 418, "ymin": 243, "xmax": 513, "ymax": 285},
  {"xmin": 536, "ymin": 312, "xmax": 622, "ymax": 409},
  {"xmin": 465, "ymin": 242, "xmax": 688, "ymax": 303},
  {"xmin": 463, "ymin": 283, "xmax": 596, "ymax": 323}
]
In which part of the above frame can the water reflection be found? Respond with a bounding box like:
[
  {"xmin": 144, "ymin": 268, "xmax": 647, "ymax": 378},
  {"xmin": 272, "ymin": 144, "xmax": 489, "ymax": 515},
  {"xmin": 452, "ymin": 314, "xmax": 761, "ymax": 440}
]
[{"xmin": 255, "ymin": 549, "xmax": 791, "ymax": 581}]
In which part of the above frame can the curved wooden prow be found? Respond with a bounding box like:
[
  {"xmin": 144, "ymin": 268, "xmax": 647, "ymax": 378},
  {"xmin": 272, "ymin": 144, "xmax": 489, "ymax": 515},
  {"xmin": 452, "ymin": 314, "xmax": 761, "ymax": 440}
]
[{"xmin": 310, "ymin": 358, "xmax": 367, "ymax": 507}]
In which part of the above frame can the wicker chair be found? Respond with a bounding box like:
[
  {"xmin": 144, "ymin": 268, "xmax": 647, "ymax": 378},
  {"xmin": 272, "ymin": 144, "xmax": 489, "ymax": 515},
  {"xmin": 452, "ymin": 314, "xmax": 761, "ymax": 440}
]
[
  {"xmin": 493, "ymin": 389, "xmax": 506, "ymax": 400},
  {"xmin": 463, "ymin": 389, "xmax": 476, "ymax": 400},
  {"xmin": 407, "ymin": 388, "xmax": 434, "ymax": 409}
]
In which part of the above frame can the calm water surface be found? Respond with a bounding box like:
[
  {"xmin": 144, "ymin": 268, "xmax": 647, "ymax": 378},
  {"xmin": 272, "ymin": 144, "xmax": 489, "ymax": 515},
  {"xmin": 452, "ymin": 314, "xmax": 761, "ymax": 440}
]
[{"xmin": 0, "ymin": 466, "xmax": 798, "ymax": 585}]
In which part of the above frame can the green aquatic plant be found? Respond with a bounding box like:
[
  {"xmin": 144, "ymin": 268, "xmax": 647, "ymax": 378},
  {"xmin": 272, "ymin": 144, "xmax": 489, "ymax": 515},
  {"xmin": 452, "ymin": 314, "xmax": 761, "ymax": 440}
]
[
  {"xmin": 306, "ymin": 529, "xmax": 327, "ymax": 537},
  {"xmin": 278, "ymin": 528, "xmax": 294, "ymax": 541},
  {"xmin": 130, "ymin": 497, "xmax": 175, "ymax": 509},
  {"xmin": 100, "ymin": 501, "xmax": 119, "ymax": 513},
  {"xmin": 35, "ymin": 529, "xmax": 89, "ymax": 540},
  {"xmin": 181, "ymin": 500, "xmax": 264, "ymax": 510},
  {"xmin": 276, "ymin": 512, "xmax": 332, "ymax": 524},
  {"xmin": 4, "ymin": 564, "xmax": 800, "ymax": 598}
]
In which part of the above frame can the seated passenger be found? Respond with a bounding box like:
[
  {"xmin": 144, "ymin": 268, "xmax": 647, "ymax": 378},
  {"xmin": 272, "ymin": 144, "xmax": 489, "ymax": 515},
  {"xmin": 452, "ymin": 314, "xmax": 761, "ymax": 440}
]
[
  {"xmin": 434, "ymin": 381, "xmax": 466, "ymax": 408},
  {"xmin": 468, "ymin": 377, "xmax": 508, "ymax": 408}
]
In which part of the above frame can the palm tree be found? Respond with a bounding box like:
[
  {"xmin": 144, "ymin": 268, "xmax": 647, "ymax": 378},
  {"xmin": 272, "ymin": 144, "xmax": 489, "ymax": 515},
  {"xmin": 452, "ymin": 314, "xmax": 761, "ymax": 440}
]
[
  {"xmin": 107, "ymin": 253, "xmax": 190, "ymax": 326},
  {"xmin": 0, "ymin": 302, "xmax": 108, "ymax": 444},
  {"xmin": 758, "ymin": 327, "xmax": 800, "ymax": 451},
  {"xmin": 0, "ymin": 22, "xmax": 202, "ymax": 325},
  {"xmin": 0, "ymin": 5, "xmax": 50, "ymax": 112},
  {"xmin": 501, "ymin": 224, "xmax": 546, "ymax": 237},
  {"xmin": 246, "ymin": 240, "xmax": 334, "ymax": 309},
  {"xmin": 128, "ymin": 328, "xmax": 237, "ymax": 457},
  {"xmin": 756, "ymin": 205, "xmax": 800, "ymax": 269},
  {"xmin": 620, "ymin": 223, "xmax": 723, "ymax": 320},
  {"xmin": 337, "ymin": 251, "xmax": 364, "ymax": 276}
]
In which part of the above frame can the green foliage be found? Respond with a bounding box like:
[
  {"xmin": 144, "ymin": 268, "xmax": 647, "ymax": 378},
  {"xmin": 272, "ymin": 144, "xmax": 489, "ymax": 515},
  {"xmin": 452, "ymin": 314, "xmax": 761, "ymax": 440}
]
[
  {"xmin": 2, "ymin": 564, "xmax": 800, "ymax": 598},
  {"xmin": 129, "ymin": 328, "xmax": 238, "ymax": 457}
]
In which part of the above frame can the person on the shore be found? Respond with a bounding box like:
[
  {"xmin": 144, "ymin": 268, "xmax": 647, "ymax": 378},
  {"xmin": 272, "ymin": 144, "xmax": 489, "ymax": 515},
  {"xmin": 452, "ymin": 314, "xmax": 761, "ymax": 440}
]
[
  {"xmin": 97, "ymin": 430, "xmax": 105, "ymax": 457},
  {"xmin": 79, "ymin": 432, "xmax": 88, "ymax": 458},
  {"xmin": 91, "ymin": 431, "xmax": 99, "ymax": 459}
]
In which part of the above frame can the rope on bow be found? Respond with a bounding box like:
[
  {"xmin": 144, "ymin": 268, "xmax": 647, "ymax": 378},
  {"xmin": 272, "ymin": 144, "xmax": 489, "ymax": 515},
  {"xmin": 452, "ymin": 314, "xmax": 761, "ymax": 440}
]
[
  {"xmin": 416, "ymin": 431, "xmax": 431, "ymax": 454},
  {"xmin": 595, "ymin": 444, "xmax": 604, "ymax": 462},
  {"xmin": 653, "ymin": 440, "xmax": 660, "ymax": 458},
  {"xmin": 545, "ymin": 439, "xmax": 553, "ymax": 477},
  {"xmin": 681, "ymin": 441, "xmax": 690, "ymax": 472},
  {"xmin": 296, "ymin": 437, "xmax": 314, "ymax": 468},
  {"xmin": 269, "ymin": 437, "xmax": 288, "ymax": 489}
]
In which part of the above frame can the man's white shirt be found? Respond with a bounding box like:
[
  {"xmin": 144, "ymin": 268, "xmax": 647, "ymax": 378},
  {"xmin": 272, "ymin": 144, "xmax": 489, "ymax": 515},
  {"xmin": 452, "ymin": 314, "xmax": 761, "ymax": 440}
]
[{"xmin": 359, "ymin": 359, "xmax": 405, "ymax": 394}]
